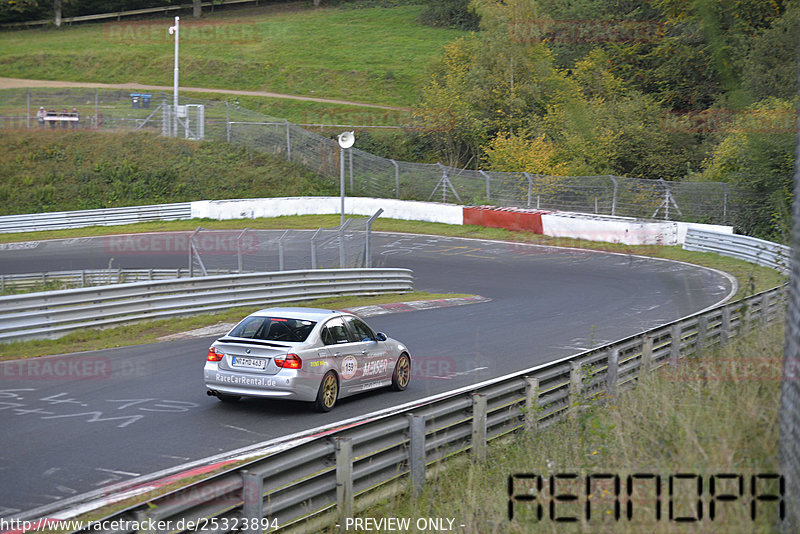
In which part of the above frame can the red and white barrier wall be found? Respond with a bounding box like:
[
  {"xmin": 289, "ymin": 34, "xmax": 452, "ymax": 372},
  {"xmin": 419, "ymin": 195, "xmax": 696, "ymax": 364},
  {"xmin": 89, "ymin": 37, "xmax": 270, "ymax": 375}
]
[{"xmin": 191, "ymin": 198, "xmax": 731, "ymax": 246}]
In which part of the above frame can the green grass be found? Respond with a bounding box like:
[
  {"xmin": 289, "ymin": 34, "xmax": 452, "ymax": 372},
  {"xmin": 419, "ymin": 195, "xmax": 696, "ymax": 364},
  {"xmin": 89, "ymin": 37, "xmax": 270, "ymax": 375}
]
[
  {"xmin": 0, "ymin": 129, "xmax": 336, "ymax": 214},
  {"xmin": 0, "ymin": 4, "xmax": 463, "ymax": 107},
  {"xmin": 351, "ymin": 321, "xmax": 785, "ymax": 533}
]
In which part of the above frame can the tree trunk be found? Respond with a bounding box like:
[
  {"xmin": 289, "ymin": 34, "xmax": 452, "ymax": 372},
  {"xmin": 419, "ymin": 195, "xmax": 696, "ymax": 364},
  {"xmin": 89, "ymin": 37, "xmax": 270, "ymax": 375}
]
[
  {"xmin": 193, "ymin": 0, "xmax": 201, "ymax": 18},
  {"xmin": 54, "ymin": 0, "xmax": 62, "ymax": 27}
]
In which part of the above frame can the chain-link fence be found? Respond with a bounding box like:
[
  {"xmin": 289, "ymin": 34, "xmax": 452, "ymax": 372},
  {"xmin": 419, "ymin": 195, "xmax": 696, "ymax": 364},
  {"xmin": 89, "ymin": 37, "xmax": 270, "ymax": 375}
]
[
  {"xmin": 0, "ymin": 87, "xmax": 738, "ymax": 224},
  {"xmin": 188, "ymin": 216, "xmax": 380, "ymax": 276}
]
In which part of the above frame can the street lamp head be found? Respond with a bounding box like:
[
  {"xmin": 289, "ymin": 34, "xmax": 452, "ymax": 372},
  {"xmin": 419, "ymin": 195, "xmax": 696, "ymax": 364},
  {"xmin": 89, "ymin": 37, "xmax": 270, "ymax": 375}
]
[{"xmin": 337, "ymin": 131, "xmax": 355, "ymax": 149}]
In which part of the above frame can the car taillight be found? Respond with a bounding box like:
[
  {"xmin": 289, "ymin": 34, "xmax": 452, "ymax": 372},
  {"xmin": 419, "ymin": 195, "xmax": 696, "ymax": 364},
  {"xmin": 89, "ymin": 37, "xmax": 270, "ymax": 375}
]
[
  {"xmin": 275, "ymin": 353, "xmax": 302, "ymax": 369},
  {"xmin": 207, "ymin": 347, "xmax": 223, "ymax": 362}
]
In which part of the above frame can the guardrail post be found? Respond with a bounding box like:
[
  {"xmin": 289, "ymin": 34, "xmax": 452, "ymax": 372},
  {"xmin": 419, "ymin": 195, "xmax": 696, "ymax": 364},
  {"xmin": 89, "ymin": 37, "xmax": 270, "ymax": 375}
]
[
  {"xmin": 606, "ymin": 348, "xmax": 619, "ymax": 398},
  {"xmin": 134, "ymin": 509, "xmax": 154, "ymax": 534},
  {"xmin": 670, "ymin": 323, "xmax": 682, "ymax": 366},
  {"xmin": 720, "ymin": 306, "xmax": 731, "ymax": 344},
  {"xmin": 696, "ymin": 316, "xmax": 708, "ymax": 354},
  {"xmin": 523, "ymin": 376, "xmax": 539, "ymax": 431},
  {"xmin": 391, "ymin": 159, "xmax": 400, "ymax": 199},
  {"xmin": 760, "ymin": 292, "xmax": 770, "ymax": 324},
  {"xmin": 471, "ymin": 394, "xmax": 487, "ymax": 461},
  {"xmin": 641, "ymin": 335, "xmax": 654, "ymax": 376},
  {"xmin": 407, "ymin": 414, "xmax": 426, "ymax": 496},
  {"xmin": 335, "ymin": 437, "xmax": 354, "ymax": 529},
  {"xmin": 568, "ymin": 362, "xmax": 582, "ymax": 420},
  {"xmin": 241, "ymin": 470, "xmax": 264, "ymax": 534}
]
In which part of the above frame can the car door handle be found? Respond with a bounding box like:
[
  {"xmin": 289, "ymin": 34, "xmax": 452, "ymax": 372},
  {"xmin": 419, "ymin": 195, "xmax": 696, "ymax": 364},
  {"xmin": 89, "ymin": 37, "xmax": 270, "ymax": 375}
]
[
  {"xmin": 333, "ymin": 352, "xmax": 341, "ymax": 357},
  {"xmin": 360, "ymin": 350, "xmax": 367, "ymax": 355}
]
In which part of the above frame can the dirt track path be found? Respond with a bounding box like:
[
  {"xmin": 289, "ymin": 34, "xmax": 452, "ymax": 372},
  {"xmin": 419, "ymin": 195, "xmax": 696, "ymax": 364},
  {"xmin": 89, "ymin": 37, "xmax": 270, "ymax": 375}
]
[{"xmin": 0, "ymin": 76, "xmax": 409, "ymax": 111}]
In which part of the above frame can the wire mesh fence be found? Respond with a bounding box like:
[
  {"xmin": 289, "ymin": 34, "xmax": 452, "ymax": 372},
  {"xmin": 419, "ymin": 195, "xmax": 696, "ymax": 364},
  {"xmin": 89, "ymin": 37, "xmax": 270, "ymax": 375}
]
[
  {"xmin": 0, "ymin": 87, "xmax": 738, "ymax": 224},
  {"xmin": 188, "ymin": 219, "xmax": 376, "ymax": 276}
]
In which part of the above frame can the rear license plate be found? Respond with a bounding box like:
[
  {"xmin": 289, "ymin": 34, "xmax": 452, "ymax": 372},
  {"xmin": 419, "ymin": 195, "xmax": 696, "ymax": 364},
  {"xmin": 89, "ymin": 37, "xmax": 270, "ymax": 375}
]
[{"xmin": 232, "ymin": 356, "xmax": 266, "ymax": 370}]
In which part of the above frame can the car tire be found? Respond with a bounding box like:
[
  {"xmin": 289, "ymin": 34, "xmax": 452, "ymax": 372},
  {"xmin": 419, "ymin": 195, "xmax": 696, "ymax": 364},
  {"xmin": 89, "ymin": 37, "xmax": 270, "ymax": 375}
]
[
  {"xmin": 314, "ymin": 371, "xmax": 339, "ymax": 412},
  {"xmin": 217, "ymin": 393, "xmax": 241, "ymax": 402},
  {"xmin": 391, "ymin": 353, "xmax": 411, "ymax": 391}
]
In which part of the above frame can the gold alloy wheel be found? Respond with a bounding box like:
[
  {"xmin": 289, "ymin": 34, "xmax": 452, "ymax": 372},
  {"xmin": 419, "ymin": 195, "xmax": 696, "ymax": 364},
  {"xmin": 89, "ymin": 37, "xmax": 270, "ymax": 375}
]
[
  {"xmin": 322, "ymin": 373, "xmax": 338, "ymax": 408},
  {"xmin": 396, "ymin": 356, "xmax": 410, "ymax": 387}
]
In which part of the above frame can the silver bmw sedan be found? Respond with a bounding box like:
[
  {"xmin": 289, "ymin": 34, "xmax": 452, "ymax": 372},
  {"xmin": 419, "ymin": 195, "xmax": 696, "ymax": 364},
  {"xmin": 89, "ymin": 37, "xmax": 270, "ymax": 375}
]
[{"xmin": 204, "ymin": 307, "xmax": 411, "ymax": 411}]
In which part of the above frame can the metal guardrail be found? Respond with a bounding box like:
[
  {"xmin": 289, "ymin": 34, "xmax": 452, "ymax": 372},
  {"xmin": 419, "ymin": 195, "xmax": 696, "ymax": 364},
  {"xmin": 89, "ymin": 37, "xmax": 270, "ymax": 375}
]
[
  {"xmin": 0, "ymin": 268, "xmax": 413, "ymax": 343},
  {"xmin": 0, "ymin": 268, "xmax": 215, "ymax": 292},
  {"xmin": 0, "ymin": 203, "xmax": 192, "ymax": 234},
  {"xmin": 35, "ymin": 283, "xmax": 783, "ymax": 534},
  {"xmin": 684, "ymin": 228, "xmax": 791, "ymax": 274}
]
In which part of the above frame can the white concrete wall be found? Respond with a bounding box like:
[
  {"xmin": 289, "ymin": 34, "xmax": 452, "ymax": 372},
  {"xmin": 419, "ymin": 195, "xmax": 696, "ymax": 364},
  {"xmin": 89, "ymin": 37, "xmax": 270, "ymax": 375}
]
[
  {"xmin": 191, "ymin": 197, "xmax": 464, "ymax": 225},
  {"xmin": 190, "ymin": 197, "xmax": 732, "ymax": 246}
]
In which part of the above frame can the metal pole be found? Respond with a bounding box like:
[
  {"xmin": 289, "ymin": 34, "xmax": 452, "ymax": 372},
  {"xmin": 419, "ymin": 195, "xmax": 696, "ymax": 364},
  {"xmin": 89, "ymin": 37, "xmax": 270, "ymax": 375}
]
[
  {"xmin": 471, "ymin": 394, "xmax": 487, "ymax": 461},
  {"xmin": 225, "ymin": 101, "xmax": 231, "ymax": 143},
  {"xmin": 241, "ymin": 470, "xmax": 263, "ymax": 534},
  {"xmin": 26, "ymin": 88, "xmax": 30, "ymax": 129},
  {"xmin": 349, "ymin": 148, "xmax": 353, "ymax": 192},
  {"xmin": 609, "ymin": 175, "xmax": 618, "ymax": 216},
  {"xmin": 169, "ymin": 17, "xmax": 180, "ymax": 138},
  {"xmin": 278, "ymin": 230, "xmax": 288, "ymax": 271},
  {"xmin": 407, "ymin": 414, "xmax": 426, "ymax": 496},
  {"xmin": 391, "ymin": 159, "xmax": 400, "ymax": 199},
  {"xmin": 338, "ymin": 219, "xmax": 352, "ymax": 268},
  {"xmin": 310, "ymin": 228, "xmax": 322, "ymax": 269},
  {"xmin": 285, "ymin": 119, "xmax": 291, "ymax": 162},
  {"xmin": 94, "ymin": 88, "xmax": 99, "ymax": 130},
  {"xmin": 479, "ymin": 170, "xmax": 490, "ymax": 202},
  {"xmin": 524, "ymin": 172, "xmax": 532, "ymax": 208},
  {"xmin": 340, "ymin": 147, "xmax": 345, "ymax": 225},
  {"xmin": 365, "ymin": 208, "xmax": 383, "ymax": 269},
  {"xmin": 335, "ymin": 437, "xmax": 354, "ymax": 530},
  {"xmin": 236, "ymin": 228, "xmax": 248, "ymax": 272}
]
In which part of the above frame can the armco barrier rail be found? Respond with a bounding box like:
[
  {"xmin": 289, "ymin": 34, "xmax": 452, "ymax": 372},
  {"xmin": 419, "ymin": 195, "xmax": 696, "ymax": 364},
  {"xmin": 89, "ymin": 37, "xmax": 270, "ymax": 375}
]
[
  {"xmin": 0, "ymin": 268, "xmax": 213, "ymax": 291},
  {"xmin": 0, "ymin": 203, "xmax": 192, "ymax": 233},
  {"xmin": 42, "ymin": 284, "xmax": 784, "ymax": 534},
  {"xmin": 0, "ymin": 268, "xmax": 413, "ymax": 343},
  {"xmin": 684, "ymin": 228, "xmax": 791, "ymax": 274}
]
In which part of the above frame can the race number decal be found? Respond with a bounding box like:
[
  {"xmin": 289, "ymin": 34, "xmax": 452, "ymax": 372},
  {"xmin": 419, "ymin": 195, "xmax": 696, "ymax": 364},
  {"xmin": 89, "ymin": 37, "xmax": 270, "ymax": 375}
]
[{"xmin": 341, "ymin": 356, "xmax": 358, "ymax": 380}]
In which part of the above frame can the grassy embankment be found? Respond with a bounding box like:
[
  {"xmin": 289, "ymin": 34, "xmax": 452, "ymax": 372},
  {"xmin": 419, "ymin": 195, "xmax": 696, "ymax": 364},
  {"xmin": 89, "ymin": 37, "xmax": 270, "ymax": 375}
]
[
  {"xmin": 340, "ymin": 321, "xmax": 786, "ymax": 533},
  {"xmin": 0, "ymin": 3, "xmax": 459, "ymax": 124}
]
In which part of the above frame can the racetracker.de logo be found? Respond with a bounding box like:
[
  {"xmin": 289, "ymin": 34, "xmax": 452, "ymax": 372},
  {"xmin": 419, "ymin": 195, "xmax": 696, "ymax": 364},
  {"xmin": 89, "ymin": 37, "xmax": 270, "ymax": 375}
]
[
  {"xmin": 104, "ymin": 232, "xmax": 259, "ymax": 256},
  {"xmin": 104, "ymin": 20, "xmax": 262, "ymax": 45},
  {"xmin": 510, "ymin": 18, "xmax": 664, "ymax": 44},
  {"xmin": 1, "ymin": 357, "xmax": 112, "ymax": 380}
]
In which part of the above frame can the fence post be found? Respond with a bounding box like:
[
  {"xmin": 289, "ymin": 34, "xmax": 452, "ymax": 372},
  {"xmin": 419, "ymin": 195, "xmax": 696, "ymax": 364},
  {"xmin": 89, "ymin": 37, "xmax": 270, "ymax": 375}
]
[
  {"xmin": 285, "ymin": 119, "xmax": 291, "ymax": 162},
  {"xmin": 606, "ymin": 348, "xmax": 619, "ymax": 398},
  {"xmin": 640, "ymin": 335, "xmax": 654, "ymax": 377},
  {"xmin": 523, "ymin": 376, "xmax": 539, "ymax": 431},
  {"xmin": 609, "ymin": 175, "xmax": 618, "ymax": 216},
  {"xmin": 670, "ymin": 323, "xmax": 682, "ymax": 366},
  {"xmin": 365, "ymin": 209, "xmax": 383, "ymax": 268},
  {"xmin": 720, "ymin": 306, "xmax": 731, "ymax": 344},
  {"xmin": 278, "ymin": 230, "xmax": 288, "ymax": 271},
  {"xmin": 26, "ymin": 88, "xmax": 30, "ymax": 129},
  {"xmin": 407, "ymin": 414, "xmax": 426, "ymax": 496},
  {"xmin": 338, "ymin": 219, "xmax": 352, "ymax": 268},
  {"xmin": 696, "ymin": 315, "xmax": 708, "ymax": 354},
  {"xmin": 310, "ymin": 228, "xmax": 322, "ymax": 269},
  {"xmin": 568, "ymin": 362, "xmax": 582, "ymax": 420},
  {"xmin": 391, "ymin": 159, "xmax": 400, "ymax": 199},
  {"xmin": 241, "ymin": 470, "xmax": 263, "ymax": 534},
  {"xmin": 236, "ymin": 228, "xmax": 249, "ymax": 273},
  {"xmin": 479, "ymin": 170, "xmax": 490, "ymax": 202},
  {"xmin": 471, "ymin": 393, "xmax": 487, "ymax": 461},
  {"xmin": 760, "ymin": 292, "xmax": 771, "ymax": 324},
  {"xmin": 523, "ymin": 172, "xmax": 533, "ymax": 208},
  {"xmin": 225, "ymin": 101, "xmax": 231, "ymax": 143},
  {"xmin": 335, "ymin": 437, "xmax": 354, "ymax": 529}
]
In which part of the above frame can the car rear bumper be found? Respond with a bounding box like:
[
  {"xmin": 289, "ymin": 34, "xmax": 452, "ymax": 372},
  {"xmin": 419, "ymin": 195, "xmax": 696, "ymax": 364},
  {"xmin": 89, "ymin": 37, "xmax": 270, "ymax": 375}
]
[{"xmin": 204, "ymin": 366, "xmax": 319, "ymax": 401}]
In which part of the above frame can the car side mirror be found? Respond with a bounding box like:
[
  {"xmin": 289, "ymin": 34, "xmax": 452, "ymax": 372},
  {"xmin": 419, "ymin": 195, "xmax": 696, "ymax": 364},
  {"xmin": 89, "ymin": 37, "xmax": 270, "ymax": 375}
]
[{"xmin": 375, "ymin": 332, "xmax": 387, "ymax": 342}]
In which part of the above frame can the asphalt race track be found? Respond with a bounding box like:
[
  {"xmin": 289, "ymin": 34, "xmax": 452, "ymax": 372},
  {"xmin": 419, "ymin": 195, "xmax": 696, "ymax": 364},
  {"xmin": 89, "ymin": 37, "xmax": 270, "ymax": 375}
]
[{"xmin": 0, "ymin": 232, "xmax": 735, "ymax": 517}]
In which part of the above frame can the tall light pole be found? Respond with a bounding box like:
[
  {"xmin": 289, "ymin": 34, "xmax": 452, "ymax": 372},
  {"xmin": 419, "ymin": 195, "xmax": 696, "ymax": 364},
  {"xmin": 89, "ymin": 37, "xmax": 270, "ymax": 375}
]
[
  {"xmin": 337, "ymin": 131, "xmax": 355, "ymax": 225},
  {"xmin": 168, "ymin": 16, "xmax": 179, "ymax": 137}
]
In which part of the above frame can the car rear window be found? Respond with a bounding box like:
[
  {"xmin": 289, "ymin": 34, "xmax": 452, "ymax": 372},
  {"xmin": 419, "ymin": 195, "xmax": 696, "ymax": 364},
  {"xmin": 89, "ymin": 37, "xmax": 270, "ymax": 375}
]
[{"xmin": 229, "ymin": 317, "xmax": 316, "ymax": 343}]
